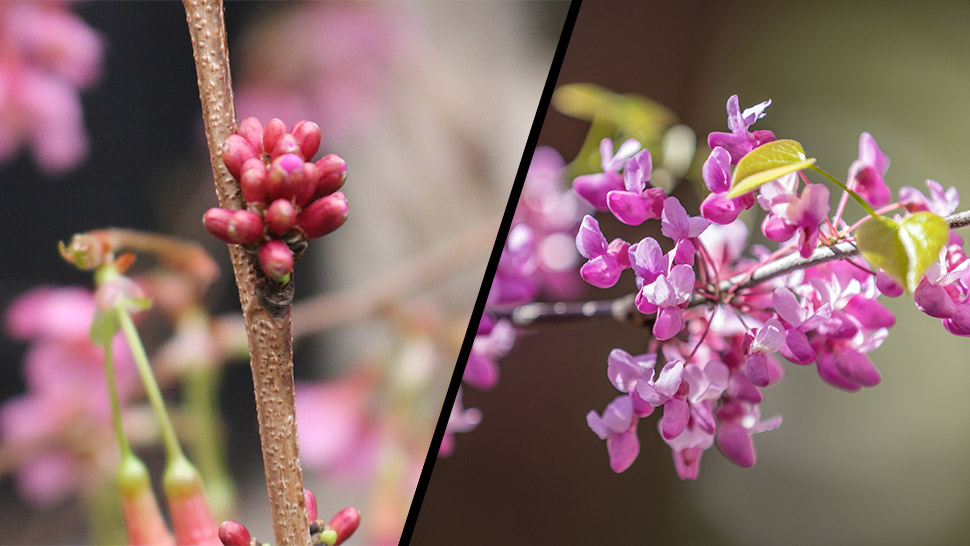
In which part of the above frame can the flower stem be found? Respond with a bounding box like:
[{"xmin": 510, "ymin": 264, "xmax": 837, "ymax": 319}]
[
  {"xmin": 104, "ymin": 340, "xmax": 133, "ymax": 460},
  {"xmin": 117, "ymin": 307, "xmax": 185, "ymax": 462},
  {"xmin": 809, "ymin": 164, "xmax": 878, "ymax": 218}
]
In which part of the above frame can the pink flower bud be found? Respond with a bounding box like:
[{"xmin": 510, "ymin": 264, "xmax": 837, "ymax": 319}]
[
  {"xmin": 266, "ymin": 153, "xmax": 305, "ymax": 202},
  {"xmin": 236, "ymin": 117, "xmax": 264, "ymax": 156},
  {"xmin": 271, "ymin": 133, "xmax": 302, "ymax": 160},
  {"xmin": 258, "ymin": 240, "xmax": 294, "ymax": 283},
  {"xmin": 292, "ymin": 120, "xmax": 322, "ymax": 159},
  {"xmin": 266, "ymin": 199, "xmax": 298, "ymax": 236},
  {"xmin": 203, "ymin": 208, "xmax": 235, "ymax": 243},
  {"xmin": 297, "ymin": 192, "xmax": 349, "ymax": 239},
  {"xmin": 304, "ymin": 489, "xmax": 318, "ymax": 523},
  {"xmin": 262, "ymin": 118, "xmax": 287, "ymax": 156},
  {"xmin": 294, "ymin": 161, "xmax": 319, "ymax": 207},
  {"xmin": 313, "ymin": 154, "xmax": 347, "ymax": 199},
  {"xmin": 240, "ymin": 158, "xmax": 269, "ymax": 204},
  {"xmin": 222, "ymin": 134, "xmax": 257, "ymax": 180},
  {"xmin": 328, "ymin": 507, "xmax": 361, "ymax": 546},
  {"xmin": 118, "ymin": 455, "xmax": 176, "ymax": 546},
  {"xmin": 217, "ymin": 521, "xmax": 251, "ymax": 546},
  {"xmin": 164, "ymin": 457, "xmax": 221, "ymax": 546},
  {"xmin": 227, "ymin": 210, "xmax": 265, "ymax": 244}
]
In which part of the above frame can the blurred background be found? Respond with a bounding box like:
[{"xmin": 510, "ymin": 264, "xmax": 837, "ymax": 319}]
[
  {"xmin": 415, "ymin": 1, "xmax": 970, "ymax": 545},
  {"xmin": 0, "ymin": 2, "xmax": 567, "ymax": 544}
]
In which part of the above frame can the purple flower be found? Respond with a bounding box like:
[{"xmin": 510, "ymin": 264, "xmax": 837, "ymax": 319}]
[
  {"xmin": 605, "ymin": 149, "xmax": 667, "ymax": 225},
  {"xmin": 661, "ymin": 196, "xmax": 710, "ymax": 264},
  {"xmin": 587, "ymin": 396, "xmax": 640, "ymax": 473},
  {"xmin": 847, "ymin": 132, "xmax": 891, "ymax": 207},
  {"xmin": 715, "ymin": 399, "xmax": 782, "ymax": 468},
  {"xmin": 707, "ymin": 94, "xmax": 776, "ymax": 164},
  {"xmin": 573, "ymin": 138, "xmax": 641, "ymax": 210},
  {"xmin": 786, "ymin": 183, "xmax": 831, "ymax": 258},
  {"xmin": 639, "ymin": 264, "xmax": 695, "ymax": 340},
  {"xmin": 440, "ymin": 389, "xmax": 482, "ymax": 457},
  {"xmin": 488, "ymin": 224, "xmax": 538, "ymax": 306},
  {"xmin": 899, "ymin": 179, "xmax": 960, "ymax": 217},
  {"xmin": 465, "ymin": 319, "xmax": 516, "ymax": 390},
  {"xmin": 636, "ymin": 360, "xmax": 688, "ymax": 439},
  {"xmin": 699, "ymin": 146, "xmax": 756, "ymax": 224},
  {"xmin": 772, "ymin": 287, "xmax": 831, "ymax": 365},
  {"xmin": 743, "ymin": 318, "xmax": 785, "ymax": 387},
  {"xmin": 605, "ymin": 349, "xmax": 657, "ymax": 417},
  {"xmin": 575, "ymin": 215, "xmax": 630, "ymax": 289}
]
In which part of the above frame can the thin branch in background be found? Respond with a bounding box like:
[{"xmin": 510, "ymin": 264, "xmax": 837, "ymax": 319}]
[{"xmin": 497, "ymin": 209, "xmax": 970, "ymax": 326}]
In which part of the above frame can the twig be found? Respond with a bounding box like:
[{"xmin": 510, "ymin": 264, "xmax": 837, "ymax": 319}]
[
  {"xmin": 181, "ymin": 2, "xmax": 308, "ymax": 545},
  {"xmin": 495, "ymin": 209, "xmax": 970, "ymax": 326}
]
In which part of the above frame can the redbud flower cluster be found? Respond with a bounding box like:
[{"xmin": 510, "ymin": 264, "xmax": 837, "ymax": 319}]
[
  {"xmin": 582, "ymin": 95, "xmax": 966, "ymax": 478},
  {"xmin": 204, "ymin": 117, "xmax": 349, "ymax": 283}
]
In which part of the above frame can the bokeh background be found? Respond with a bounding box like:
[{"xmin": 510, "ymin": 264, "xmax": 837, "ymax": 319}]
[
  {"xmin": 415, "ymin": 1, "xmax": 970, "ymax": 545},
  {"xmin": 0, "ymin": 2, "xmax": 567, "ymax": 544}
]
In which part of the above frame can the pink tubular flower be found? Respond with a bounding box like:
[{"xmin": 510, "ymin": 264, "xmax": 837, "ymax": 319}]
[
  {"xmin": 847, "ymin": 132, "xmax": 891, "ymax": 207},
  {"xmin": 772, "ymin": 287, "xmax": 831, "ymax": 365},
  {"xmin": 707, "ymin": 94, "xmax": 776, "ymax": 164},
  {"xmin": 743, "ymin": 319, "xmax": 785, "ymax": 387},
  {"xmin": 573, "ymin": 138, "xmax": 641, "ymax": 210},
  {"xmin": 660, "ymin": 196, "xmax": 710, "ymax": 264},
  {"xmin": 587, "ymin": 395, "xmax": 640, "ymax": 473},
  {"xmin": 605, "ymin": 148, "xmax": 667, "ymax": 225},
  {"xmin": 0, "ymin": 2, "xmax": 103, "ymax": 173},
  {"xmin": 575, "ymin": 215, "xmax": 631, "ymax": 289}
]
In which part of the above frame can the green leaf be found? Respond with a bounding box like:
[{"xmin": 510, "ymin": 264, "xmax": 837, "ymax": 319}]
[
  {"xmin": 726, "ymin": 139, "xmax": 817, "ymax": 198},
  {"xmin": 856, "ymin": 212, "xmax": 949, "ymax": 292}
]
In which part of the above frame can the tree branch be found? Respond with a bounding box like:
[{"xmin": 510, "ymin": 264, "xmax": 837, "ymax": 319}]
[
  {"xmin": 182, "ymin": 2, "xmax": 309, "ymax": 545},
  {"xmin": 495, "ymin": 209, "xmax": 970, "ymax": 326}
]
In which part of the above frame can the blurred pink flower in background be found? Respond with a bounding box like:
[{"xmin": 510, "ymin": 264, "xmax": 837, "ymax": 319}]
[
  {"xmin": 1, "ymin": 287, "xmax": 134, "ymax": 505},
  {"xmin": 233, "ymin": 3, "xmax": 410, "ymax": 143},
  {"xmin": 0, "ymin": 1, "xmax": 102, "ymax": 173}
]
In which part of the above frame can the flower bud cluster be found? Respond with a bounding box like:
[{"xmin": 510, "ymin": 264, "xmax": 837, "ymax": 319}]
[
  {"xmin": 218, "ymin": 489, "xmax": 360, "ymax": 546},
  {"xmin": 204, "ymin": 118, "xmax": 349, "ymax": 283}
]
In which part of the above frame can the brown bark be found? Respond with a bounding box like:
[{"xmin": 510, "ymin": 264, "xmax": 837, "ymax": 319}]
[{"xmin": 181, "ymin": 2, "xmax": 308, "ymax": 545}]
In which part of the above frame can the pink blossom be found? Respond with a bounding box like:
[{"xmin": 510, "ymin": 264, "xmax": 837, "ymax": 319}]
[
  {"xmin": 573, "ymin": 138, "xmax": 641, "ymax": 210},
  {"xmin": 587, "ymin": 395, "xmax": 640, "ymax": 473},
  {"xmin": 899, "ymin": 179, "xmax": 960, "ymax": 216},
  {"xmin": 638, "ymin": 264, "xmax": 694, "ymax": 340},
  {"xmin": 743, "ymin": 318, "xmax": 785, "ymax": 387},
  {"xmin": 0, "ymin": 2, "xmax": 103, "ymax": 173},
  {"xmin": 295, "ymin": 375, "xmax": 378, "ymax": 478},
  {"xmin": 772, "ymin": 287, "xmax": 831, "ymax": 365},
  {"xmin": 660, "ymin": 196, "xmax": 710, "ymax": 264},
  {"xmin": 465, "ymin": 319, "xmax": 515, "ymax": 390},
  {"xmin": 605, "ymin": 148, "xmax": 666, "ymax": 225},
  {"xmin": 440, "ymin": 389, "xmax": 482, "ymax": 457},
  {"xmin": 699, "ymin": 146, "xmax": 756, "ymax": 224},
  {"xmin": 575, "ymin": 215, "xmax": 631, "ymax": 289},
  {"xmin": 707, "ymin": 94, "xmax": 776, "ymax": 164},
  {"xmin": 847, "ymin": 132, "xmax": 891, "ymax": 207},
  {"xmin": 715, "ymin": 399, "xmax": 782, "ymax": 468}
]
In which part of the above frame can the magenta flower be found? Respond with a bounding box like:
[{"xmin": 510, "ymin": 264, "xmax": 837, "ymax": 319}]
[
  {"xmin": 605, "ymin": 148, "xmax": 667, "ymax": 225},
  {"xmin": 295, "ymin": 376, "xmax": 378, "ymax": 477},
  {"xmin": 489, "ymin": 224, "xmax": 539, "ymax": 305},
  {"xmin": 660, "ymin": 196, "xmax": 710, "ymax": 264},
  {"xmin": 573, "ymin": 138, "xmax": 641, "ymax": 210},
  {"xmin": 575, "ymin": 215, "xmax": 631, "ymax": 289},
  {"xmin": 715, "ymin": 399, "xmax": 782, "ymax": 468},
  {"xmin": 635, "ymin": 360, "xmax": 689, "ymax": 439},
  {"xmin": 899, "ymin": 179, "xmax": 960, "ymax": 217},
  {"xmin": 699, "ymin": 146, "xmax": 756, "ymax": 224},
  {"xmin": 743, "ymin": 318, "xmax": 785, "ymax": 387},
  {"xmin": 465, "ymin": 318, "xmax": 515, "ymax": 390},
  {"xmin": 707, "ymin": 94, "xmax": 776, "ymax": 164},
  {"xmin": 587, "ymin": 395, "xmax": 640, "ymax": 473},
  {"xmin": 440, "ymin": 389, "xmax": 482, "ymax": 457},
  {"xmin": 639, "ymin": 264, "xmax": 694, "ymax": 340},
  {"xmin": 772, "ymin": 287, "xmax": 831, "ymax": 365},
  {"xmin": 605, "ymin": 348, "xmax": 657, "ymax": 417},
  {"xmin": 847, "ymin": 132, "xmax": 891, "ymax": 207},
  {"xmin": 786, "ymin": 183, "xmax": 831, "ymax": 258},
  {"xmin": 661, "ymin": 421, "xmax": 714, "ymax": 480}
]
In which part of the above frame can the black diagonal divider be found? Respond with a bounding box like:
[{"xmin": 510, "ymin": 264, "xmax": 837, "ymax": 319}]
[{"xmin": 398, "ymin": 1, "xmax": 583, "ymax": 544}]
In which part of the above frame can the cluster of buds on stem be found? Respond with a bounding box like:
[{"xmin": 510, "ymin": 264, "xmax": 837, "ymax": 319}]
[
  {"xmin": 218, "ymin": 490, "xmax": 360, "ymax": 546},
  {"xmin": 204, "ymin": 118, "xmax": 349, "ymax": 283}
]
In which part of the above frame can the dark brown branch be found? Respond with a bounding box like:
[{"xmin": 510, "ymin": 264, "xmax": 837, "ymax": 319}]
[
  {"xmin": 495, "ymin": 209, "xmax": 970, "ymax": 326},
  {"xmin": 182, "ymin": 2, "xmax": 308, "ymax": 545}
]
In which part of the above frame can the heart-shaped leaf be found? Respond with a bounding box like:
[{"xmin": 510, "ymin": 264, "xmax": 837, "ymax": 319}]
[
  {"xmin": 726, "ymin": 139, "xmax": 817, "ymax": 198},
  {"xmin": 856, "ymin": 212, "xmax": 949, "ymax": 292}
]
